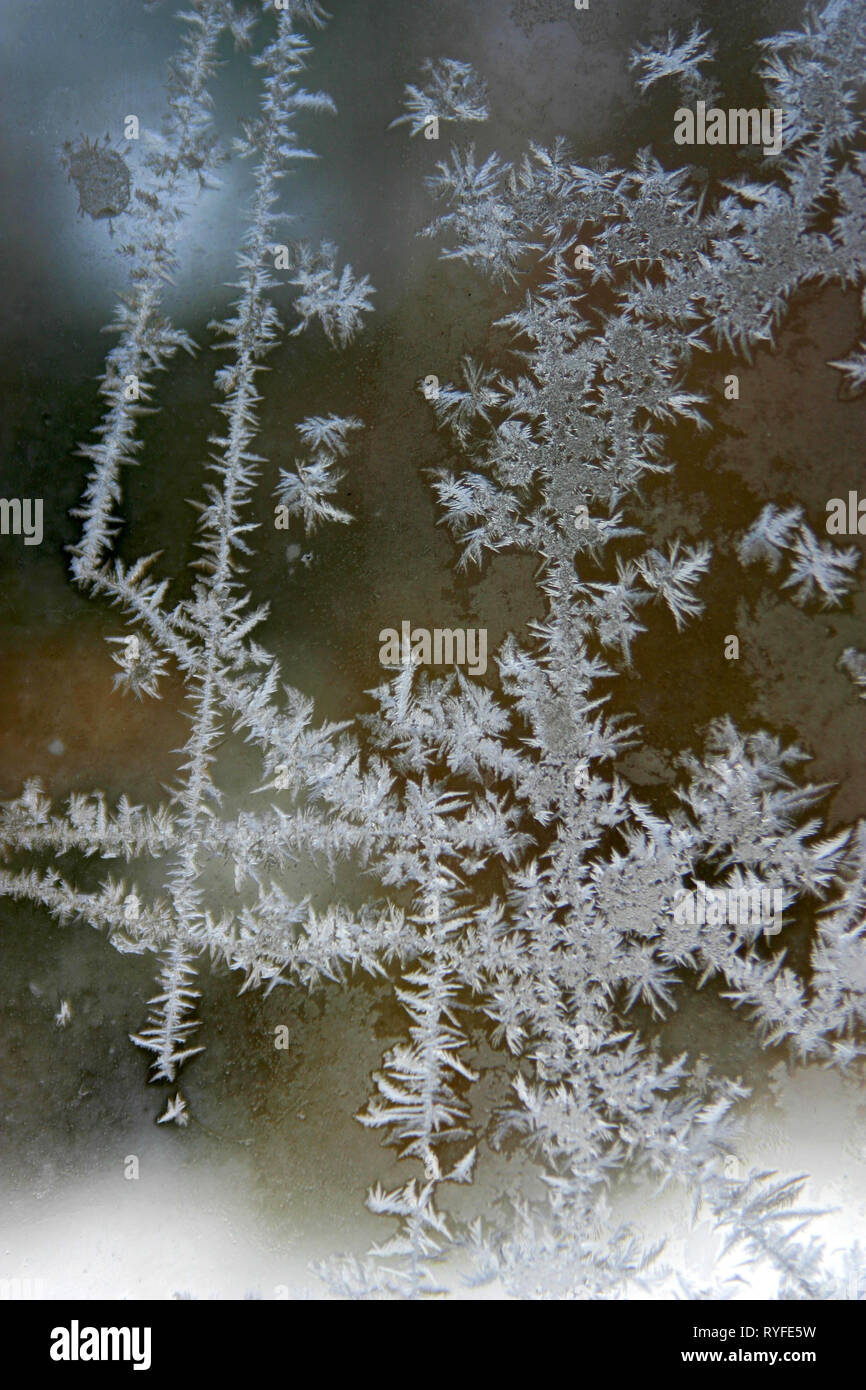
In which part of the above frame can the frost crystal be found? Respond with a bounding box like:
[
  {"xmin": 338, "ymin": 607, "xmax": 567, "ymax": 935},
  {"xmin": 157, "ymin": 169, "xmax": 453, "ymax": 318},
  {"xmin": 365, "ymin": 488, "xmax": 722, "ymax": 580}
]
[
  {"xmin": 391, "ymin": 59, "xmax": 490, "ymax": 137},
  {"xmin": 739, "ymin": 506, "xmax": 860, "ymax": 607},
  {"xmin": 629, "ymin": 23, "xmax": 717, "ymax": 98},
  {"xmin": 4, "ymin": 0, "xmax": 866, "ymax": 1302}
]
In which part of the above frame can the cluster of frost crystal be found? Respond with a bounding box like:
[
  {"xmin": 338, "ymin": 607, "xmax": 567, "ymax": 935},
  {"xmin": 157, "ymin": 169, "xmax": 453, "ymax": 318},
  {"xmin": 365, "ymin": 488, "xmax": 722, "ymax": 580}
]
[
  {"xmin": 326, "ymin": 1, "xmax": 865, "ymax": 1298},
  {"xmin": 3, "ymin": 0, "xmax": 866, "ymax": 1300}
]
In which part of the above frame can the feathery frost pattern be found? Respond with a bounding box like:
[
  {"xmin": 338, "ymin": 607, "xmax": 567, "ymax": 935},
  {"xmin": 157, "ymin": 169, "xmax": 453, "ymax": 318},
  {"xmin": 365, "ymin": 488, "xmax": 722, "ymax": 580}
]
[{"xmin": 3, "ymin": 0, "xmax": 866, "ymax": 1299}]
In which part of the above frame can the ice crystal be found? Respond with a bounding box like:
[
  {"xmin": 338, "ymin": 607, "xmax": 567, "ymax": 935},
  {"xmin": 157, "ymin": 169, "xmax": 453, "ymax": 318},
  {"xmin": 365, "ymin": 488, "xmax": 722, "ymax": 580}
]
[
  {"xmin": 391, "ymin": 58, "xmax": 490, "ymax": 137},
  {"xmin": 739, "ymin": 506, "xmax": 860, "ymax": 608},
  {"xmin": 3, "ymin": 1, "xmax": 380, "ymax": 1134},
  {"xmin": 628, "ymin": 23, "xmax": 717, "ymax": 98},
  {"xmin": 3, "ymin": 0, "xmax": 866, "ymax": 1302},
  {"xmin": 335, "ymin": 0, "xmax": 866, "ymax": 1298}
]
